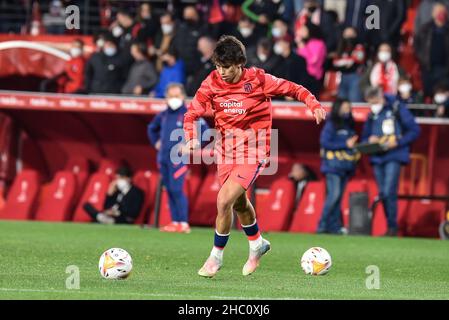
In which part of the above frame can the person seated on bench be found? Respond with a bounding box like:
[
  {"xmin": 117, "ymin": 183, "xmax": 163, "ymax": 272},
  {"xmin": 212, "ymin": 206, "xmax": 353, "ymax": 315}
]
[
  {"xmin": 83, "ymin": 166, "xmax": 144, "ymax": 224},
  {"xmin": 288, "ymin": 163, "xmax": 318, "ymax": 209}
]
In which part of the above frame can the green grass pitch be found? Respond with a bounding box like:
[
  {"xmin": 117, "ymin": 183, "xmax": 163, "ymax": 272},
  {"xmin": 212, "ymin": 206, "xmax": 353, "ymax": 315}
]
[{"xmin": 0, "ymin": 220, "xmax": 448, "ymax": 300}]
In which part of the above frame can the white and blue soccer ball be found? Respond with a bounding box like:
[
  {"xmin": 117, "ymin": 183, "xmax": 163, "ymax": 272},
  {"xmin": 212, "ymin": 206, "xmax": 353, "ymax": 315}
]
[
  {"xmin": 300, "ymin": 247, "xmax": 332, "ymax": 276},
  {"xmin": 99, "ymin": 248, "xmax": 133, "ymax": 279}
]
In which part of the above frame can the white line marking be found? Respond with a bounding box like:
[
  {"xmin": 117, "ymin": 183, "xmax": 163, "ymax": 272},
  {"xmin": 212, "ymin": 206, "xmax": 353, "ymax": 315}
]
[{"xmin": 0, "ymin": 287, "xmax": 303, "ymax": 300}]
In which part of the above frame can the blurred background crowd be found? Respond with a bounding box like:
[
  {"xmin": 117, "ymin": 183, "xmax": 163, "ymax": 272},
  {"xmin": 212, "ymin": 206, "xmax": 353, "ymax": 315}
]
[{"xmin": 0, "ymin": 0, "xmax": 449, "ymax": 117}]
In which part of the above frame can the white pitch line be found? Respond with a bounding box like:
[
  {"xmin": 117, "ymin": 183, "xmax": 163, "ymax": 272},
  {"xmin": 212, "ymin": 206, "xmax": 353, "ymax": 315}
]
[{"xmin": 0, "ymin": 288, "xmax": 303, "ymax": 300}]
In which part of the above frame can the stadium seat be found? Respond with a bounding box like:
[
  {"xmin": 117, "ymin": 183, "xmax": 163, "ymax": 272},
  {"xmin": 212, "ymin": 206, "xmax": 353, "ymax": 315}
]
[
  {"xmin": 257, "ymin": 177, "xmax": 296, "ymax": 231},
  {"xmin": 405, "ymin": 200, "xmax": 446, "ymax": 238},
  {"xmin": 97, "ymin": 158, "xmax": 119, "ymax": 176},
  {"xmin": 0, "ymin": 170, "xmax": 40, "ymax": 220},
  {"xmin": 319, "ymin": 71, "xmax": 341, "ymax": 102},
  {"xmin": 34, "ymin": 171, "xmax": 77, "ymax": 221},
  {"xmin": 132, "ymin": 170, "xmax": 153, "ymax": 225},
  {"xmin": 342, "ymin": 179, "xmax": 371, "ymax": 228},
  {"xmin": 289, "ymin": 181, "xmax": 326, "ymax": 233},
  {"xmin": 71, "ymin": 173, "xmax": 111, "ymax": 222},
  {"xmin": 65, "ymin": 157, "xmax": 90, "ymax": 200},
  {"xmin": 189, "ymin": 169, "xmax": 221, "ymax": 226}
]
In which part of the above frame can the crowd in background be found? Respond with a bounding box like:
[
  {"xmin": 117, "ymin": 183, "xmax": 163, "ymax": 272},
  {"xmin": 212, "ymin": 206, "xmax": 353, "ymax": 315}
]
[{"xmin": 1, "ymin": 0, "xmax": 449, "ymax": 117}]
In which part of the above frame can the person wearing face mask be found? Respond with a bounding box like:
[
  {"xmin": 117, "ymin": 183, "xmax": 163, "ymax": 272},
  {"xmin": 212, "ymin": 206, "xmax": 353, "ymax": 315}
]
[
  {"xmin": 414, "ymin": 3, "xmax": 449, "ymax": 99},
  {"xmin": 136, "ymin": 2, "xmax": 158, "ymax": 43},
  {"xmin": 361, "ymin": 43, "xmax": 405, "ymax": 97},
  {"xmin": 152, "ymin": 48, "xmax": 186, "ymax": 98},
  {"xmin": 433, "ymin": 83, "xmax": 449, "ymax": 118},
  {"xmin": 232, "ymin": 16, "xmax": 260, "ymax": 52},
  {"xmin": 85, "ymin": 34, "xmax": 126, "ymax": 94},
  {"xmin": 152, "ymin": 12, "xmax": 177, "ymax": 72},
  {"xmin": 319, "ymin": 98, "xmax": 360, "ymax": 235},
  {"xmin": 332, "ymin": 27, "xmax": 366, "ymax": 102},
  {"xmin": 247, "ymin": 38, "xmax": 283, "ymax": 76},
  {"xmin": 147, "ymin": 83, "xmax": 209, "ymax": 233},
  {"xmin": 83, "ymin": 166, "xmax": 144, "ymax": 225},
  {"xmin": 41, "ymin": 39, "xmax": 86, "ymax": 93},
  {"xmin": 271, "ymin": 19, "xmax": 293, "ymax": 43},
  {"xmin": 121, "ymin": 41, "xmax": 158, "ymax": 95},
  {"xmin": 361, "ymin": 87, "xmax": 421, "ymax": 236}
]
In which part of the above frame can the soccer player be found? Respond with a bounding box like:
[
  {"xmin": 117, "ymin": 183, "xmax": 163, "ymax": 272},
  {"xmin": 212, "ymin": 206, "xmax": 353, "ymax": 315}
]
[{"xmin": 182, "ymin": 35, "xmax": 326, "ymax": 278}]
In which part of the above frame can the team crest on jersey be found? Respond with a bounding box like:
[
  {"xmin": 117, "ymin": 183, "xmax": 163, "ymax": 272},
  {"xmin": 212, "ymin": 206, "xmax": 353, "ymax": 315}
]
[{"xmin": 244, "ymin": 83, "xmax": 252, "ymax": 93}]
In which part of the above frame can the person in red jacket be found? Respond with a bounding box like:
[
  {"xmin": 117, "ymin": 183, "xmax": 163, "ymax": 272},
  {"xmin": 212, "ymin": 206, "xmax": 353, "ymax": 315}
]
[
  {"xmin": 182, "ymin": 35, "xmax": 326, "ymax": 278},
  {"xmin": 57, "ymin": 39, "xmax": 86, "ymax": 93}
]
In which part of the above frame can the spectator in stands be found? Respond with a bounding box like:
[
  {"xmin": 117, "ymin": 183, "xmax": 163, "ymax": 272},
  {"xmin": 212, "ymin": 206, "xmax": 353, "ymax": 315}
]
[
  {"xmin": 318, "ymin": 98, "xmax": 359, "ymax": 235},
  {"xmin": 232, "ymin": 16, "xmax": 260, "ymax": 52},
  {"xmin": 288, "ymin": 163, "xmax": 318, "ymax": 209},
  {"xmin": 332, "ymin": 27, "xmax": 366, "ymax": 102},
  {"xmin": 43, "ymin": 0, "xmax": 66, "ymax": 35},
  {"xmin": 172, "ymin": 6, "xmax": 204, "ymax": 79},
  {"xmin": 83, "ymin": 166, "xmax": 144, "ymax": 225},
  {"xmin": 85, "ymin": 34, "xmax": 126, "ymax": 94},
  {"xmin": 94, "ymin": 31, "xmax": 108, "ymax": 52},
  {"xmin": 361, "ymin": 43, "xmax": 405, "ymax": 97},
  {"xmin": 362, "ymin": 87, "xmax": 421, "ymax": 236},
  {"xmin": 110, "ymin": 8, "xmax": 139, "ymax": 71},
  {"xmin": 152, "ymin": 49, "xmax": 186, "ymax": 98},
  {"xmin": 397, "ymin": 76, "xmax": 421, "ymax": 105},
  {"xmin": 296, "ymin": 22, "xmax": 327, "ymax": 96},
  {"xmin": 415, "ymin": 0, "xmax": 449, "ymax": 34},
  {"xmin": 121, "ymin": 41, "xmax": 158, "ymax": 95},
  {"xmin": 414, "ymin": 2, "xmax": 449, "ymax": 99},
  {"xmin": 242, "ymin": 0, "xmax": 283, "ymax": 36},
  {"xmin": 271, "ymin": 18, "xmax": 293, "ymax": 43},
  {"xmin": 343, "ymin": 0, "xmax": 370, "ymax": 44},
  {"xmin": 147, "ymin": 83, "xmax": 208, "ymax": 233},
  {"xmin": 294, "ymin": 0, "xmax": 339, "ymax": 52},
  {"xmin": 364, "ymin": 0, "xmax": 406, "ymax": 57},
  {"xmin": 136, "ymin": 2, "xmax": 158, "ymax": 43},
  {"xmin": 272, "ymin": 39, "xmax": 310, "ymax": 90},
  {"xmin": 40, "ymin": 39, "xmax": 86, "ymax": 93},
  {"xmin": 151, "ymin": 12, "xmax": 177, "ymax": 72},
  {"xmin": 186, "ymin": 36, "xmax": 216, "ymax": 97},
  {"xmin": 433, "ymin": 83, "xmax": 449, "ymax": 118},
  {"xmin": 247, "ymin": 38, "xmax": 283, "ymax": 75}
]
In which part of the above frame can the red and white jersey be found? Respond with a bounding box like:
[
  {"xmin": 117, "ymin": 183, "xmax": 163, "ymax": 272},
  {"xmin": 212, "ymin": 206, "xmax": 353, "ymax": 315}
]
[{"xmin": 184, "ymin": 67, "xmax": 321, "ymax": 162}]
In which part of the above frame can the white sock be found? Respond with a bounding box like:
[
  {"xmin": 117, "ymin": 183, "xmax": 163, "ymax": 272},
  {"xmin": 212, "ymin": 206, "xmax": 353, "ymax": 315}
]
[
  {"xmin": 249, "ymin": 235, "xmax": 263, "ymax": 251},
  {"xmin": 211, "ymin": 246, "xmax": 224, "ymax": 260}
]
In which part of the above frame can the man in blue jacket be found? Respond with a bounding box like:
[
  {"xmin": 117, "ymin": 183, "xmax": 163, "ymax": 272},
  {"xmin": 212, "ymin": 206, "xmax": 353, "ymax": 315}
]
[
  {"xmin": 147, "ymin": 83, "xmax": 208, "ymax": 233},
  {"xmin": 362, "ymin": 87, "xmax": 421, "ymax": 236}
]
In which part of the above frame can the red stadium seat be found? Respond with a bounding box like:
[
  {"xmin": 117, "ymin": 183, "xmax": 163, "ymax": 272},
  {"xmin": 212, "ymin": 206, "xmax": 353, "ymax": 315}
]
[
  {"xmin": 97, "ymin": 158, "xmax": 119, "ymax": 176},
  {"xmin": 35, "ymin": 171, "xmax": 76, "ymax": 221},
  {"xmin": 0, "ymin": 170, "xmax": 40, "ymax": 220},
  {"xmin": 319, "ymin": 71, "xmax": 341, "ymax": 102},
  {"xmin": 132, "ymin": 170, "xmax": 153, "ymax": 224},
  {"xmin": 150, "ymin": 189, "xmax": 173, "ymax": 227},
  {"xmin": 289, "ymin": 181, "xmax": 326, "ymax": 233},
  {"xmin": 189, "ymin": 169, "xmax": 221, "ymax": 226},
  {"xmin": 71, "ymin": 173, "xmax": 111, "ymax": 222},
  {"xmin": 257, "ymin": 178, "xmax": 296, "ymax": 231},
  {"xmin": 65, "ymin": 157, "xmax": 90, "ymax": 200},
  {"xmin": 405, "ymin": 200, "xmax": 445, "ymax": 238}
]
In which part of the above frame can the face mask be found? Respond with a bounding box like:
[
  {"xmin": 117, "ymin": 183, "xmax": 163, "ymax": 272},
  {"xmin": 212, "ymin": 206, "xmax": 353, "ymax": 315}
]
[
  {"xmin": 96, "ymin": 38, "xmax": 105, "ymax": 49},
  {"xmin": 70, "ymin": 47, "xmax": 82, "ymax": 58},
  {"xmin": 239, "ymin": 27, "xmax": 253, "ymax": 38},
  {"xmin": 434, "ymin": 93, "xmax": 448, "ymax": 104},
  {"xmin": 112, "ymin": 26, "xmax": 123, "ymax": 38},
  {"xmin": 344, "ymin": 37, "xmax": 357, "ymax": 45},
  {"xmin": 258, "ymin": 53, "xmax": 268, "ymax": 62},
  {"xmin": 104, "ymin": 47, "xmax": 117, "ymax": 56},
  {"xmin": 161, "ymin": 24, "xmax": 174, "ymax": 35},
  {"xmin": 378, "ymin": 51, "xmax": 391, "ymax": 63},
  {"xmin": 168, "ymin": 97, "xmax": 183, "ymax": 110},
  {"xmin": 271, "ymin": 27, "xmax": 283, "ymax": 38},
  {"xmin": 116, "ymin": 179, "xmax": 130, "ymax": 192},
  {"xmin": 371, "ymin": 103, "xmax": 383, "ymax": 115},
  {"xmin": 398, "ymin": 83, "xmax": 412, "ymax": 95},
  {"xmin": 273, "ymin": 43, "xmax": 284, "ymax": 55}
]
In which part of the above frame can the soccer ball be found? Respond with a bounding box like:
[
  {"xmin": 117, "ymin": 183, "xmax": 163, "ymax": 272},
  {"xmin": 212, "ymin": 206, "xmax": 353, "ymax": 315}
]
[
  {"xmin": 300, "ymin": 247, "xmax": 332, "ymax": 276},
  {"xmin": 98, "ymin": 248, "xmax": 133, "ymax": 279}
]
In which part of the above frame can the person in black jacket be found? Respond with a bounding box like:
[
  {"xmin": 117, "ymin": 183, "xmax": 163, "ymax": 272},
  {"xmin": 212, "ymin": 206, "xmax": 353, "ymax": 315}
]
[
  {"xmin": 85, "ymin": 34, "xmax": 127, "ymax": 94},
  {"xmin": 83, "ymin": 166, "xmax": 144, "ymax": 224},
  {"xmin": 186, "ymin": 36, "xmax": 216, "ymax": 97}
]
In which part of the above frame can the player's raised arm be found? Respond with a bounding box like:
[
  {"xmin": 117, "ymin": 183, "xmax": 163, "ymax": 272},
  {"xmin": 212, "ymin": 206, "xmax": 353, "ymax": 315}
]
[{"xmin": 263, "ymin": 73, "xmax": 326, "ymax": 124}]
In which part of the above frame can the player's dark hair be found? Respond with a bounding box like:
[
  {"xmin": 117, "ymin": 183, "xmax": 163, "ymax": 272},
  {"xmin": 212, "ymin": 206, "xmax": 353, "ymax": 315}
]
[
  {"xmin": 212, "ymin": 35, "xmax": 247, "ymax": 66},
  {"xmin": 331, "ymin": 98, "xmax": 354, "ymax": 130}
]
